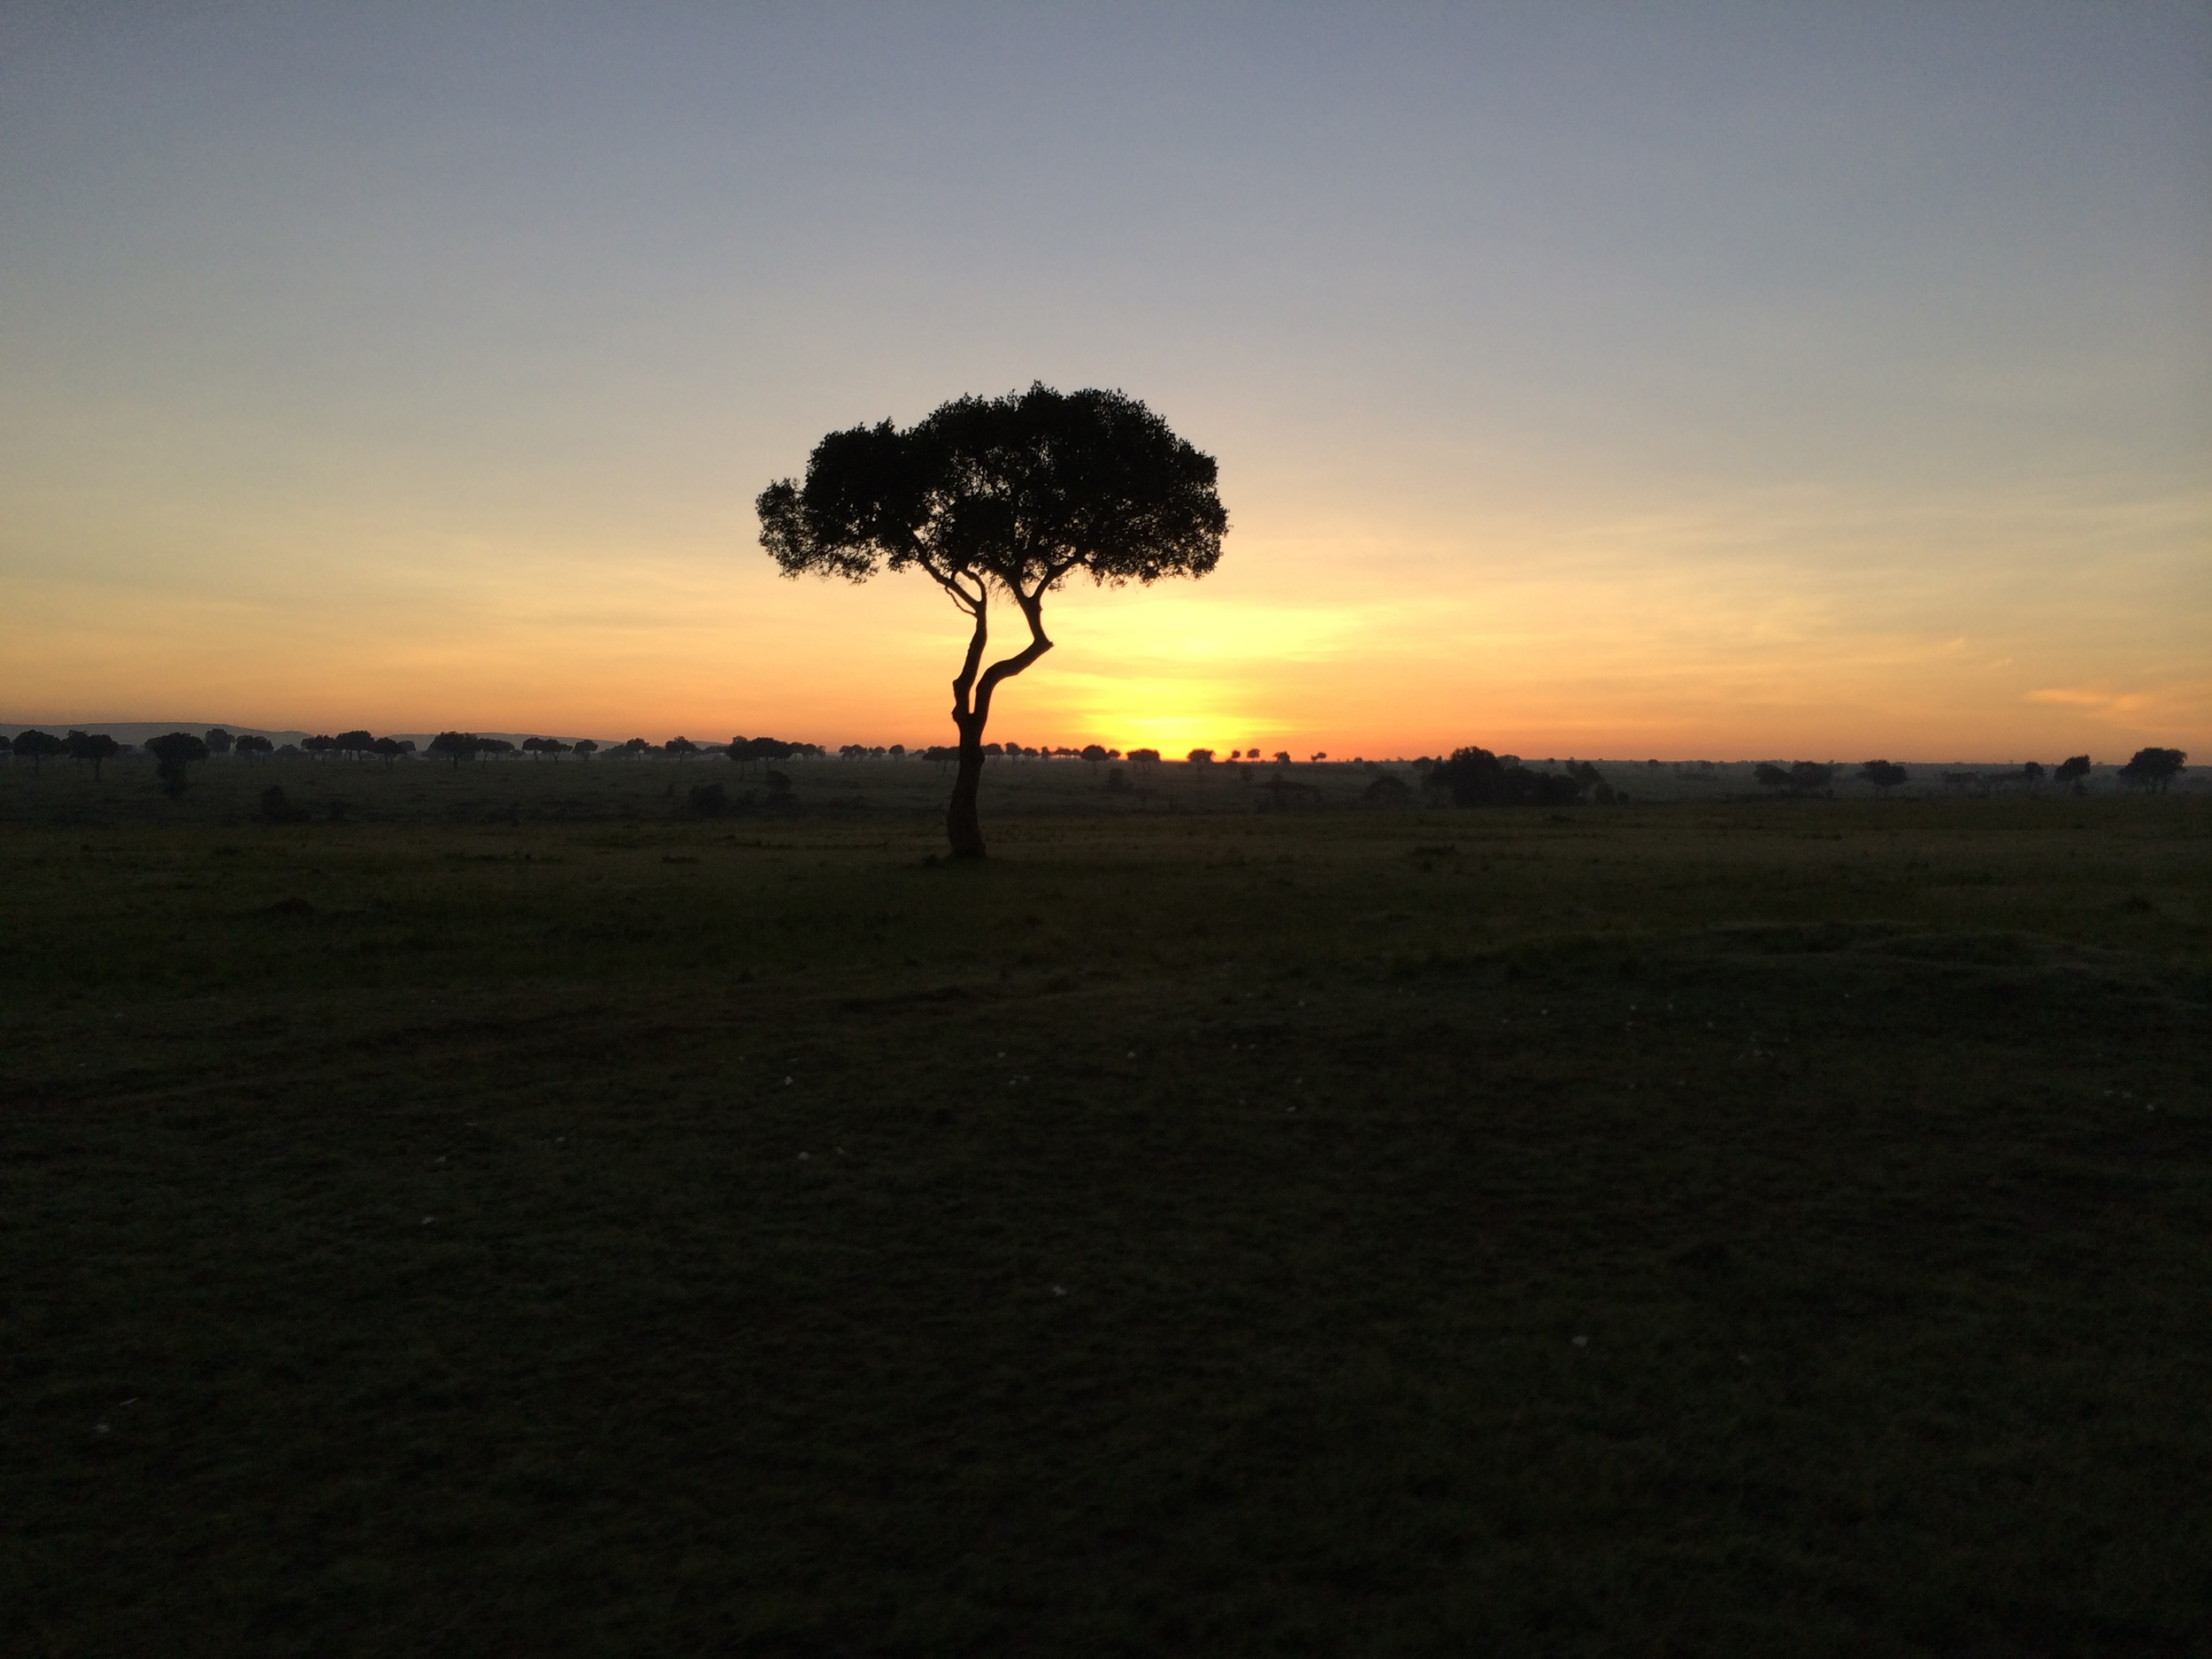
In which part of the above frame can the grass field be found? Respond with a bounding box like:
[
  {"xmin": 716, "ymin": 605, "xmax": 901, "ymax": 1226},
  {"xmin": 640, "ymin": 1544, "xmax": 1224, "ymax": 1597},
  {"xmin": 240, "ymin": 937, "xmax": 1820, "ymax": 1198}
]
[{"xmin": 4, "ymin": 759, "xmax": 2208, "ymax": 1655}]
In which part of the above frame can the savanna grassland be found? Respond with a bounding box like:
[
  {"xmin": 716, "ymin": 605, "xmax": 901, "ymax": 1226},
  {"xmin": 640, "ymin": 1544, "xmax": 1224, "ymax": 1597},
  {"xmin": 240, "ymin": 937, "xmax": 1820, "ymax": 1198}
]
[{"xmin": 4, "ymin": 756, "xmax": 2208, "ymax": 1655}]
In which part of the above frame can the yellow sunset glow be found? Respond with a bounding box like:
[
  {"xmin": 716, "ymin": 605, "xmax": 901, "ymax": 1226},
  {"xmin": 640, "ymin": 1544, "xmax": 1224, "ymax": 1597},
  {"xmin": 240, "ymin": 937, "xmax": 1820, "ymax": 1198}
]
[{"xmin": 1, "ymin": 9, "xmax": 2204, "ymax": 761}]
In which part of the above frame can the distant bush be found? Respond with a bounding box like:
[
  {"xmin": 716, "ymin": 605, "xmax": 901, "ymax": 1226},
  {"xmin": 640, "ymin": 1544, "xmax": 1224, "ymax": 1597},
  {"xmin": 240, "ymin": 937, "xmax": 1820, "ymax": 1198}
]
[
  {"xmin": 256, "ymin": 786, "xmax": 312, "ymax": 825},
  {"xmin": 1756, "ymin": 761, "xmax": 1834, "ymax": 796}
]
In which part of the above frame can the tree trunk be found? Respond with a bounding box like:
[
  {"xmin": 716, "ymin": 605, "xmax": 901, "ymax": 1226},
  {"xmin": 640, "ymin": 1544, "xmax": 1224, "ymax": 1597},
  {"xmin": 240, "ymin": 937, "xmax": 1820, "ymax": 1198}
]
[{"xmin": 947, "ymin": 720, "xmax": 987, "ymax": 858}]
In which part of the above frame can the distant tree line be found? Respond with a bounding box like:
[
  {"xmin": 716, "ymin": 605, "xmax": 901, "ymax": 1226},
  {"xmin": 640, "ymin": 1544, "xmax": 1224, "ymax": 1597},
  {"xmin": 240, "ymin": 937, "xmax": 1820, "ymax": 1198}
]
[{"xmin": 6, "ymin": 728, "xmax": 2188, "ymax": 807}]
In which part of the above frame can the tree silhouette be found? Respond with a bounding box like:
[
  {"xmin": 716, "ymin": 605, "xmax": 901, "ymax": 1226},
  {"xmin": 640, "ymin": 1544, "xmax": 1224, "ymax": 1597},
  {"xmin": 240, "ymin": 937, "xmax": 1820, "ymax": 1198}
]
[
  {"xmin": 373, "ymin": 737, "xmax": 407, "ymax": 765},
  {"xmin": 334, "ymin": 730, "xmax": 374, "ymax": 760},
  {"xmin": 65, "ymin": 731, "xmax": 120, "ymax": 779},
  {"xmin": 759, "ymin": 384, "xmax": 1226, "ymax": 858},
  {"xmin": 1859, "ymin": 759, "xmax": 1908, "ymax": 795},
  {"xmin": 146, "ymin": 732, "xmax": 208, "ymax": 797},
  {"xmin": 234, "ymin": 734, "xmax": 273, "ymax": 762},
  {"xmin": 665, "ymin": 736, "xmax": 700, "ymax": 762},
  {"xmin": 572, "ymin": 739, "xmax": 598, "ymax": 760},
  {"xmin": 1427, "ymin": 746, "xmax": 1591, "ymax": 808},
  {"xmin": 2055, "ymin": 755, "xmax": 2092, "ymax": 790},
  {"xmin": 427, "ymin": 731, "xmax": 477, "ymax": 770},
  {"xmin": 2118, "ymin": 747, "xmax": 2186, "ymax": 792},
  {"xmin": 204, "ymin": 728, "xmax": 234, "ymax": 756},
  {"xmin": 12, "ymin": 729, "xmax": 62, "ymax": 772}
]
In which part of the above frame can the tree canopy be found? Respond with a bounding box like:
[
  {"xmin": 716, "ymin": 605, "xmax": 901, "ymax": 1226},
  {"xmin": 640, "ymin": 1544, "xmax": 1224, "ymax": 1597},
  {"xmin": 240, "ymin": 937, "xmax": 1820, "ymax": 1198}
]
[
  {"xmin": 146, "ymin": 732, "xmax": 209, "ymax": 798},
  {"xmin": 758, "ymin": 383, "xmax": 1226, "ymax": 857},
  {"xmin": 2119, "ymin": 747, "xmax": 2186, "ymax": 792},
  {"xmin": 427, "ymin": 732, "xmax": 477, "ymax": 770},
  {"xmin": 65, "ymin": 730, "xmax": 120, "ymax": 779}
]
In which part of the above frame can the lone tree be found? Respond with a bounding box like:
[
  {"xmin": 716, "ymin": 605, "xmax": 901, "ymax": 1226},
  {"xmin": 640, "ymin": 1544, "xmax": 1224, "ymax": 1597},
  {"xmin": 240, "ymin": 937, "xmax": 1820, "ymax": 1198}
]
[
  {"xmin": 427, "ymin": 731, "xmax": 477, "ymax": 770},
  {"xmin": 146, "ymin": 732, "xmax": 209, "ymax": 798},
  {"xmin": 1859, "ymin": 759, "xmax": 1909, "ymax": 795},
  {"xmin": 758, "ymin": 383, "xmax": 1227, "ymax": 858},
  {"xmin": 65, "ymin": 730, "xmax": 121, "ymax": 779},
  {"xmin": 2055, "ymin": 754, "xmax": 2092, "ymax": 791},
  {"xmin": 12, "ymin": 729, "xmax": 62, "ymax": 772}
]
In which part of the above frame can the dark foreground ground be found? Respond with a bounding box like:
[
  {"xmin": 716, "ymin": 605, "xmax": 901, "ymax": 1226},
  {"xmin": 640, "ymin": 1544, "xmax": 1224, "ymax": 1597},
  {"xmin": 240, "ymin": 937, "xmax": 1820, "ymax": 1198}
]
[{"xmin": 4, "ymin": 772, "xmax": 2208, "ymax": 1655}]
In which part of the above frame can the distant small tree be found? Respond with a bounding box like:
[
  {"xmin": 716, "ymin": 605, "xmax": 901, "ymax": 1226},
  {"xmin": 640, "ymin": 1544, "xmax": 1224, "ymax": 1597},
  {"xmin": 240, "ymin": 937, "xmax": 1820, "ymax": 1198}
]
[
  {"xmin": 146, "ymin": 732, "xmax": 209, "ymax": 797},
  {"xmin": 204, "ymin": 728, "xmax": 234, "ymax": 756},
  {"xmin": 618, "ymin": 738, "xmax": 651, "ymax": 758},
  {"xmin": 303, "ymin": 734, "xmax": 336, "ymax": 759},
  {"xmin": 572, "ymin": 739, "xmax": 598, "ymax": 760},
  {"xmin": 2055, "ymin": 755, "xmax": 2091, "ymax": 790},
  {"xmin": 1080, "ymin": 743, "xmax": 1109, "ymax": 771},
  {"xmin": 1187, "ymin": 748, "xmax": 1215, "ymax": 764},
  {"xmin": 234, "ymin": 733, "xmax": 273, "ymax": 762},
  {"xmin": 65, "ymin": 731, "xmax": 120, "ymax": 779},
  {"xmin": 475, "ymin": 737, "xmax": 515, "ymax": 761},
  {"xmin": 373, "ymin": 737, "xmax": 407, "ymax": 766},
  {"xmin": 427, "ymin": 731, "xmax": 477, "ymax": 771},
  {"xmin": 1859, "ymin": 759, "xmax": 1908, "ymax": 795},
  {"xmin": 1129, "ymin": 748, "xmax": 1159, "ymax": 768},
  {"xmin": 521, "ymin": 736, "xmax": 570, "ymax": 761},
  {"xmin": 1273, "ymin": 750, "xmax": 1291, "ymax": 766},
  {"xmin": 334, "ymin": 730, "xmax": 374, "ymax": 760},
  {"xmin": 666, "ymin": 736, "xmax": 699, "ymax": 762},
  {"xmin": 2021, "ymin": 760, "xmax": 2044, "ymax": 786},
  {"xmin": 1788, "ymin": 761, "xmax": 1835, "ymax": 795},
  {"xmin": 12, "ymin": 730, "xmax": 62, "ymax": 772},
  {"xmin": 2118, "ymin": 747, "xmax": 2186, "ymax": 793}
]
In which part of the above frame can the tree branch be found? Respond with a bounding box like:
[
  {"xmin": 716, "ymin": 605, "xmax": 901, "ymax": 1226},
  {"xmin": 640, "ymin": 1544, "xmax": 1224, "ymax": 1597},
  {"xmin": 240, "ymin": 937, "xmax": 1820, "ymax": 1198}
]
[
  {"xmin": 950, "ymin": 586, "xmax": 990, "ymax": 723},
  {"xmin": 972, "ymin": 587, "xmax": 1053, "ymax": 731}
]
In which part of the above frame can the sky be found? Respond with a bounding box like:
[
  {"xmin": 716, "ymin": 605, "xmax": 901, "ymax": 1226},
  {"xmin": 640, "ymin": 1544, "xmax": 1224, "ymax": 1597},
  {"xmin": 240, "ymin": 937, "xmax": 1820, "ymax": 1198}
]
[{"xmin": 3, "ymin": 2, "xmax": 2207, "ymax": 760}]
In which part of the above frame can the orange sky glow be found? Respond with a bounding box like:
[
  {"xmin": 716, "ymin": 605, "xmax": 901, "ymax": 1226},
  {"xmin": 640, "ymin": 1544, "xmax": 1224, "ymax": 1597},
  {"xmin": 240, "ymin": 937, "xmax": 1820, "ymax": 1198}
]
[{"xmin": 2, "ymin": 8, "xmax": 2205, "ymax": 761}]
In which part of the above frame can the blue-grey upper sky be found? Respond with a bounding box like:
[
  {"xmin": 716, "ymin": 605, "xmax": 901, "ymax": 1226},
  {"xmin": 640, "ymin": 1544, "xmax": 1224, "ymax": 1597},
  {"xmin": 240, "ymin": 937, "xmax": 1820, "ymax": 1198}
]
[{"xmin": 4, "ymin": 3, "xmax": 2206, "ymax": 755}]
